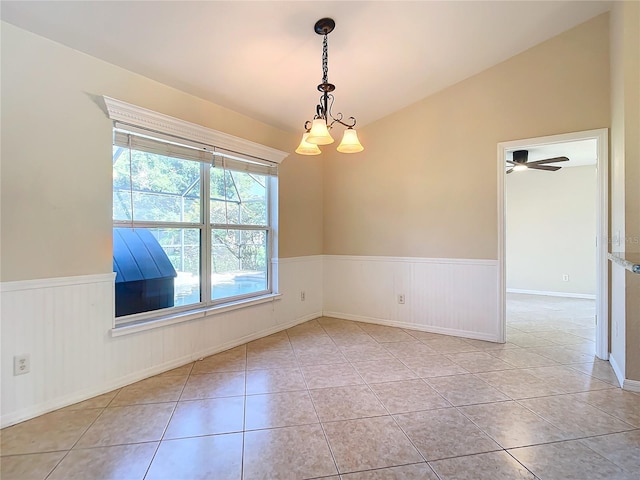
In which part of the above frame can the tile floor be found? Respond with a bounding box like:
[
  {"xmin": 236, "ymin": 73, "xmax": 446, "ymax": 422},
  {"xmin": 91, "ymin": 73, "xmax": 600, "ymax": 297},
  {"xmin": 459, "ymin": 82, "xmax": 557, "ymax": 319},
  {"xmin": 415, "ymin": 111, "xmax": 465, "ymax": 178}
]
[{"xmin": 1, "ymin": 294, "xmax": 639, "ymax": 479}]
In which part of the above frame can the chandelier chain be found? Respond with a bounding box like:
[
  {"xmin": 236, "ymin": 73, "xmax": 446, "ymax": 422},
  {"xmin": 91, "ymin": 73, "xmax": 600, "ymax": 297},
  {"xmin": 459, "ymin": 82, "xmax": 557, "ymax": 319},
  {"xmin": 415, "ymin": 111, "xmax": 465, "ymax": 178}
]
[{"xmin": 322, "ymin": 34, "xmax": 329, "ymax": 84}]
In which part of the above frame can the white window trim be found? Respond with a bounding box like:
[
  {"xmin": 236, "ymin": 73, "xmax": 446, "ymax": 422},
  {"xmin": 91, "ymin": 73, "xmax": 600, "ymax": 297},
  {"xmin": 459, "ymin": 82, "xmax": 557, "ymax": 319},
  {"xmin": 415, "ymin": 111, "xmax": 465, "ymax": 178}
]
[
  {"xmin": 105, "ymin": 96, "xmax": 288, "ymax": 333},
  {"xmin": 104, "ymin": 97, "xmax": 289, "ymax": 164}
]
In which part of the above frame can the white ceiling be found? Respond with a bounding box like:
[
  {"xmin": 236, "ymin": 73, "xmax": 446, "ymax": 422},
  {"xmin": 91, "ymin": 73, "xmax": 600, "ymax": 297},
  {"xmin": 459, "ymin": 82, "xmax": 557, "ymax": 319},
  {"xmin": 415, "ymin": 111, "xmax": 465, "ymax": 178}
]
[{"xmin": 1, "ymin": 1, "xmax": 611, "ymax": 133}]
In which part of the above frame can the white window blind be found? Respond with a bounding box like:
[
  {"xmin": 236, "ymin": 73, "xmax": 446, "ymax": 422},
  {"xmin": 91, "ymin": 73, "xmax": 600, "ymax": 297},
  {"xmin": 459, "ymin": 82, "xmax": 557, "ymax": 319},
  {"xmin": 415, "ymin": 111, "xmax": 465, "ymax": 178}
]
[{"xmin": 113, "ymin": 123, "xmax": 279, "ymax": 177}]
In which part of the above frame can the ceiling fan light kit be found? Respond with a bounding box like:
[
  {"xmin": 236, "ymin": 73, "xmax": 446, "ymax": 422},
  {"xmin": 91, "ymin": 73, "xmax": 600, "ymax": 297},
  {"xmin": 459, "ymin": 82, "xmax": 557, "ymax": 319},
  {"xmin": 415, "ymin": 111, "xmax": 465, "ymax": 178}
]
[
  {"xmin": 506, "ymin": 149, "xmax": 569, "ymax": 174},
  {"xmin": 295, "ymin": 18, "xmax": 364, "ymax": 156}
]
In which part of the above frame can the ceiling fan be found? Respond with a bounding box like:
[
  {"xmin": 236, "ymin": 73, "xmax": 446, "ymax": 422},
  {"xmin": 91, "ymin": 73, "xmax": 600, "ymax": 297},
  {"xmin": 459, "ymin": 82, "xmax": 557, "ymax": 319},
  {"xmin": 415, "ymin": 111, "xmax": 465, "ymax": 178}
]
[{"xmin": 506, "ymin": 149, "xmax": 569, "ymax": 174}]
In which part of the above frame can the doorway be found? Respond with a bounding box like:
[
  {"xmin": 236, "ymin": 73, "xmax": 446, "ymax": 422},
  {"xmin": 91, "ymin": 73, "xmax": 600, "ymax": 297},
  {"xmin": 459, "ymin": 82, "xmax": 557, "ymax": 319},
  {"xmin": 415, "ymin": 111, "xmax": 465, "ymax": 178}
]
[{"xmin": 497, "ymin": 129, "xmax": 608, "ymax": 359}]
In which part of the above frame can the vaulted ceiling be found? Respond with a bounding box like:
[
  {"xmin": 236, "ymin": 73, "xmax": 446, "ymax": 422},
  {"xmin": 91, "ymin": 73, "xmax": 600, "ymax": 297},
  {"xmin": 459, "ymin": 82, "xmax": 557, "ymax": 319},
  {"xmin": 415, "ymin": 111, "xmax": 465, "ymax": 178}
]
[{"xmin": 1, "ymin": 1, "xmax": 611, "ymax": 132}]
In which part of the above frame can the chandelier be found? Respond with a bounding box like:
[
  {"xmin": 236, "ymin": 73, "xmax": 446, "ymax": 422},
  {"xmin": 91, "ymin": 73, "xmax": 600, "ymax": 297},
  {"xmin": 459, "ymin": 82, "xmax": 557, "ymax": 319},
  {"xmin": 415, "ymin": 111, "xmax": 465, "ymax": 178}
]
[{"xmin": 295, "ymin": 18, "xmax": 364, "ymax": 155}]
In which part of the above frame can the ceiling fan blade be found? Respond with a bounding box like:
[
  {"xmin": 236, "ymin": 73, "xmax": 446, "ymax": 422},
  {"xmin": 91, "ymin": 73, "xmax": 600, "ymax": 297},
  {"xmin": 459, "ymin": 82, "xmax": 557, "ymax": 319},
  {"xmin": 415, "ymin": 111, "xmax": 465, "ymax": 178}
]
[
  {"xmin": 526, "ymin": 156, "xmax": 569, "ymax": 165},
  {"xmin": 506, "ymin": 168, "xmax": 514, "ymax": 174},
  {"xmin": 506, "ymin": 160, "xmax": 516, "ymax": 165},
  {"xmin": 529, "ymin": 164, "xmax": 562, "ymax": 171}
]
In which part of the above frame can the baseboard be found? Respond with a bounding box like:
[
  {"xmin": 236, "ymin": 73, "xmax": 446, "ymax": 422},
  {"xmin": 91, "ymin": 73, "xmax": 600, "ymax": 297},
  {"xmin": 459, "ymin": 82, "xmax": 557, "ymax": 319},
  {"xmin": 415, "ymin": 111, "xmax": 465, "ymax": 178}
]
[
  {"xmin": 322, "ymin": 311, "xmax": 500, "ymax": 343},
  {"xmin": 609, "ymin": 353, "xmax": 625, "ymax": 390},
  {"xmin": 0, "ymin": 311, "xmax": 322, "ymax": 428},
  {"xmin": 622, "ymin": 378, "xmax": 640, "ymax": 393},
  {"xmin": 506, "ymin": 288, "xmax": 596, "ymax": 300},
  {"xmin": 611, "ymin": 353, "xmax": 640, "ymax": 393}
]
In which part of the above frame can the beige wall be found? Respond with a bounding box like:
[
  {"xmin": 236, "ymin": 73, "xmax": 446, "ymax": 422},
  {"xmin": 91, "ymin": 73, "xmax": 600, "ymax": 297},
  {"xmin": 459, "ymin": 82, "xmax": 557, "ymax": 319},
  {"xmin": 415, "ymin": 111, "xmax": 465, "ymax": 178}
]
[
  {"xmin": 609, "ymin": 1, "xmax": 640, "ymax": 382},
  {"xmin": 0, "ymin": 22, "xmax": 323, "ymax": 282},
  {"xmin": 506, "ymin": 165, "xmax": 597, "ymax": 295},
  {"xmin": 323, "ymin": 14, "xmax": 610, "ymax": 259}
]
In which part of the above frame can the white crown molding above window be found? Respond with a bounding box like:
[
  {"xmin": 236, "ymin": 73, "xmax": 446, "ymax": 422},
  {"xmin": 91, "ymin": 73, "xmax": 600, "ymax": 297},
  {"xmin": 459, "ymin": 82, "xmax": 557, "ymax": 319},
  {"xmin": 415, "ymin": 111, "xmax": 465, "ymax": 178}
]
[{"xmin": 103, "ymin": 96, "xmax": 289, "ymax": 164}]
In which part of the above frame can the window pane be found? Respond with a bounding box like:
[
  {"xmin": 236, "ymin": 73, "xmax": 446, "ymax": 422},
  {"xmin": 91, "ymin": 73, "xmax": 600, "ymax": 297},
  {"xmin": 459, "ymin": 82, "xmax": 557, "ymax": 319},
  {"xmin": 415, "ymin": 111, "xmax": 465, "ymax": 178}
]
[
  {"xmin": 210, "ymin": 168, "xmax": 267, "ymax": 225},
  {"xmin": 113, "ymin": 146, "xmax": 201, "ymax": 223},
  {"xmin": 113, "ymin": 227, "xmax": 201, "ymax": 317},
  {"xmin": 211, "ymin": 229, "xmax": 268, "ymax": 301}
]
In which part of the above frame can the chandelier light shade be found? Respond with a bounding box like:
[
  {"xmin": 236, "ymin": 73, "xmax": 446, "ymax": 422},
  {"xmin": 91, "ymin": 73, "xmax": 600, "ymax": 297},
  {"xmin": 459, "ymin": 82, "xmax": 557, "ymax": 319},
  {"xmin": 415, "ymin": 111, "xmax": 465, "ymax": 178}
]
[
  {"xmin": 295, "ymin": 132, "xmax": 322, "ymax": 155},
  {"xmin": 296, "ymin": 18, "xmax": 364, "ymax": 155},
  {"xmin": 307, "ymin": 118, "xmax": 334, "ymax": 145},
  {"xmin": 337, "ymin": 127, "xmax": 364, "ymax": 153}
]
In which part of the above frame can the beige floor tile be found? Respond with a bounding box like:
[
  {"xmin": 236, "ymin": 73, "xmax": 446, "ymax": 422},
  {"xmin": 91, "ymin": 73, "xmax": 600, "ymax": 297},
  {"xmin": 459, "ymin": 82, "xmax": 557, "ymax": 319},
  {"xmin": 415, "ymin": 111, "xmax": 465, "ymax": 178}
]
[
  {"xmin": 488, "ymin": 349, "xmax": 559, "ymax": 368},
  {"xmin": 145, "ymin": 433, "xmax": 242, "ymax": 480},
  {"xmin": 246, "ymin": 331, "xmax": 292, "ymax": 352},
  {"xmin": 321, "ymin": 317, "xmax": 367, "ymax": 329},
  {"xmin": 564, "ymin": 327, "xmax": 597, "ymax": 340},
  {"xmin": 0, "ymin": 451, "xmax": 65, "ymax": 480},
  {"xmin": 191, "ymin": 346, "xmax": 246, "ymax": 374},
  {"xmin": 1, "ymin": 409, "xmax": 102, "ymax": 455},
  {"xmin": 403, "ymin": 331, "xmax": 453, "ymax": 342},
  {"xmin": 351, "ymin": 358, "xmax": 418, "ymax": 384},
  {"xmin": 368, "ymin": 379, "xmax": 451, "ymax": 414},
  {"xmin": 570, "ymin": 360, "xmax": 621, "ymax": 386},
  {"xmin": 518, "ymin": 395, "xmax": 636, "ymax": 437},
  {"xmin": 581, "ymin": 430, "xmax": 640, "ymax": 475},
  {"xmin": 154, "ymin": 362, "xmax": 194, "ymax": 377},
  {"xmin": 425, "ymin": 374, "xmax": 510, "ymax": 406},
  {"xmin": 420, "ymin": 338, "xmax": 478, "ymax": 354},
  {"xmin": 75, "ymin": 403, "xmax": 174, "ymax": 448},
  {"xmin": 526, "ymin": 345, "xmax": 596, "ymax": 364},
  {"xmin": 179, "ymin": 371, "xmax": 245, "ymax": 400},
  {"xmin": 429, "ymin": 451, "xmax": 536, "ymax": 480},
  {"xmin": 381, "ymin": 341, "xmax": 437, "ymax": 359},
  {"xmin": 445, "ymin": 352, "xmax": 514, "ymax": 373},
  {"xmin": 359, "ymin": 324, "xmax": 417, "ymax": 343},
  {"xmin": 290, "ymin": 337, "xmax": 339, "ymax": 355},
  {"xmin": 533, "ymin": 331, "xmax": 591, "ymax": 345},
  {"xmin": 243, "ymin": 424, "xmax": 337, "ymax": 479},
  {"xmin": 246, "ymin": 348, "xmax": 298, "ymax": 370},
  {"xmin": 163, "ymin": 397, "xmax": 244, "ymax": 439},
  {"xmin": 507, "ymin": 333, "xmax": 556, "ymax": 348},
  {"xmin": 400, "ymin": 355, "xmax": 469, "ymax": 378},
  {"xmin": 329, "ymin": 332, "xmax": 378, "ymax": 347},
  {"xmin": 246, "ymin": 367, "xmax": 307, "ymax": 394},
  {"xmin": 566, "ymin": 341, "xmax": 597, "ymax": 355},
  {"xmin": 245, "ymin": 390, "xmax": 318, "ymax": 430},
  {"xmin": 459, "ymin": 401, "xmax": 570, "ymax": 449},
  {"xmin": 462, "ymin": 339, "xmax": 520, "ymax": 351},
  {"xmin": 474, "ymin": 370, "xmax": 564, "ymax": 399},
  {"xmin": 286, "ymin": 318, "xmax": 323, "ymax": 334},
  {"xmin": 510, "ymin": 439, "xmax": 632, "ymax": 480},
  {"xmin": 523, "ymin": 365, "xmax": 614, "ymax": 394},
  {"xmin": 394, "ymin": 408, "xmax": 501, "ymax": 461},
  {"xmin": 310, "ymin": 385, "xmax": 387, "ymax": 421},
  {"xmin": 341, "ymin": 463, "xmax": 438, "ymax": 479},
  {"xmin": 571, "ymin": 389, "xmax": 640, "ymax": 427},
  {"xmin": 61, "ymin": 390, "xmax": 120, "ymax": 411},
  {"xmin": 323, "ymin": 416, "xmax": 423, "ymax": 474},
  {"xmin": 339, "ymin": 343, "xmax": 394, "ymax": 362},
  {"xmin": 295, "ymin": 349, "xmax": 349, "ymax": 366},
  {"xmin": 48, "ymin": 442, "xmax": 157, "ymax": 480},
  {"xmin": 110, "ymin": 375, "xmax": 187, "ymax": 406},
  {"xmin": 301, "ymin": 363, "xmax": 365, "ymax": 389}
]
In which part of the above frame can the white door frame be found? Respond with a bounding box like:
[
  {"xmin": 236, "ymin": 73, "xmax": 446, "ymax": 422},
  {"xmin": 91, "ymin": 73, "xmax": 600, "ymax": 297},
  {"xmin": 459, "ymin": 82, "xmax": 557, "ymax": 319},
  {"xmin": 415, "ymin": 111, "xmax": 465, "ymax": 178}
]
[{"xmin": 497, "ymin": 128, "xmax": 609, "ymax": 359}]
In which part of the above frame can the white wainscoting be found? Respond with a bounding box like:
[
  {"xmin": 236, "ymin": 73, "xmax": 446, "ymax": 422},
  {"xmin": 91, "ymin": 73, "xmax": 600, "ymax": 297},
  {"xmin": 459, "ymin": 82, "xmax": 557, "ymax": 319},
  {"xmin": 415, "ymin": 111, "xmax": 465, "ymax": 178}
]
[
  {"xmin": 0, "ymin": 256, "xmax": 322, "ymax": 428},
  {"xmin": 323, "ymin": 256, "xmax": 500, "ymax": 342}
]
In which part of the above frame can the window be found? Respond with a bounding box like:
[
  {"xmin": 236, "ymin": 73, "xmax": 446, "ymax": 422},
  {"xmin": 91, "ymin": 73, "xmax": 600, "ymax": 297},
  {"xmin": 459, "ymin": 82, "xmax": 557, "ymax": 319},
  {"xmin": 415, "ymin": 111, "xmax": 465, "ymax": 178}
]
[{"xmin": 106, "ymin": 97, "xmax": 286, "ymax": 326}]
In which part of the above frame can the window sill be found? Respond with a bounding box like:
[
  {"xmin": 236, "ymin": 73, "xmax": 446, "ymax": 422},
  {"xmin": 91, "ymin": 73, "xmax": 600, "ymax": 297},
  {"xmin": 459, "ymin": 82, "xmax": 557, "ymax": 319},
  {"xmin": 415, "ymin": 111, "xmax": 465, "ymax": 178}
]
[{"xmin": 110, "ymin": 293, "xmax": 282, "ymax": 337}]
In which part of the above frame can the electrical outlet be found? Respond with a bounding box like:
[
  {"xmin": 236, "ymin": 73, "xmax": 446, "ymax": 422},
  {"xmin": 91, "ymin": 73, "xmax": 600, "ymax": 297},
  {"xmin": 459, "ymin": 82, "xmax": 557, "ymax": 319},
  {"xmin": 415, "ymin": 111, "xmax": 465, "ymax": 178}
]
[
  {"xmin": 562, "ymin": 274, "xmax": 569, "ymax": 282},
  {"xmin": 300, "ymin": 291, "xmax": 306, "ymax": 302},
  {"xmin": 14, "ymin": 354, "xmax": 30, "ymax": 376},
  {"xmin": 398, "ymin": 294, "xmax": 405, "ymax": 304}
]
